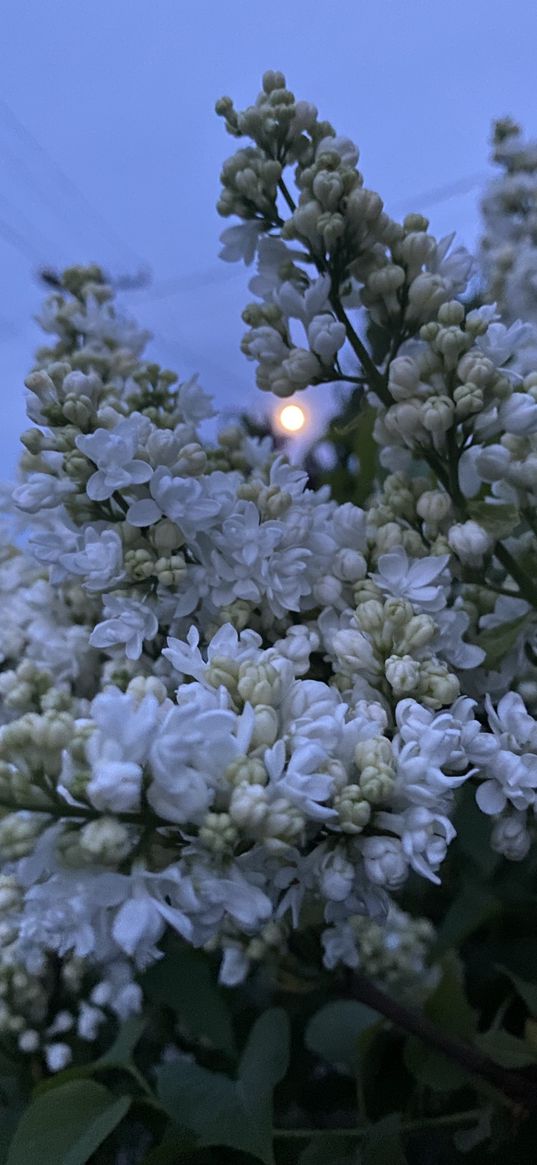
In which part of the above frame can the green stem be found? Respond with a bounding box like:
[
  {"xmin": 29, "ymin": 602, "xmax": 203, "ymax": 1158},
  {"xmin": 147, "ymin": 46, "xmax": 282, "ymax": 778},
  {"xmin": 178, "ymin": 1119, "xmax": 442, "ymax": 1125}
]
[
  {"xmin": 278, "ymin": 178, "xmax": 297, "ymax": 214},
  {"xmin": 277, "ymin": 177, "xmax": 390, "ymax": 406},
  {"xmin": 424, "ymin": 446, "xmax": 537, "ymax": 610},
  {"xmin": 0, "ymin": 795, "xmax": 161, "ymax": 829},
  {"xmin": 273, "ymin": 1109, "xmax": 484, "ymax": 1138},
  {"xmin": 330, "ymin": 292, "xmax": 393, "ymax": 409}
]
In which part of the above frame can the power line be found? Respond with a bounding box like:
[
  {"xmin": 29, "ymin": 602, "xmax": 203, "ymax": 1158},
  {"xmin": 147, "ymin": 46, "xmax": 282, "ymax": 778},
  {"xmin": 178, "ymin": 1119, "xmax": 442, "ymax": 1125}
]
[
  {"xmin": 128, "ymin": 170, "xmax": 490, "ymax": 306},
  {"xmin": 0, "ymin": 98, "xmax": 149, "ymax": 271},
  {"xmin": 391, "ymin": 171, "xmax": 487, "ymax": 216},
  {"xmin": 0, "ymin": 188, "xmax": 56, "ymax": 263},
  {"xmin": 0, "ymin": 214, "xmax": 44, "ymax": 264},
  {"xmin": 127, "ymin": 263, "xmax": 243, "ymax": 304}
]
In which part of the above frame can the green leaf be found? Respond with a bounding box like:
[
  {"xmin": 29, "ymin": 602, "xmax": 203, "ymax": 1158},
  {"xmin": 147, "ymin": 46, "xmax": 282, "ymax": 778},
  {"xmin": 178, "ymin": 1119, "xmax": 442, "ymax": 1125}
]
[
  {"xmin": 34, "ymin": 1016, "xmax": 149, "ymax": 1098},
  {"xmin": 6, "ymin": 1080, "xmax": 130, "ymax": 1165},
  {"xmin": 155, "ymin": 1008, "xmax": 289, "ymax": 1165},
  {"xmin": 352, "ymin": 404, "xmax": 378, "ymax": 507},
  {"xmin": 362, "ymin": 1114, "xmax": 407, "ymax": 1165},
  {"xmin": 143, "ymin": 944, "xmax": 235, "ymax": 1056},
  {"xmin": 404, "ymin": 954, "xmax": 476, "ymax": 1093},
  {"xmin": 425, "ymin": 954, "xmax": 476, "ymax": 1038},
  {"xmin": 403, "ymin": 1036, "xmax": 470, "ymax": 1093},
  {"xmin": 239, "ymin": 1007, "xmax": 289, "ymax": 1094},
  {"xmin": 97, "ymin": 1015, "xmax": 147, "ymax": 1068},
  {"xmin": 475, "ymin": 1030, "xmax": 537, "ymax": 1069},
  {"xmin": 467, "ymin": 499, "xmax": 520, "ymax": 538},
  {"xmin": 474, "ymin": 614, "xmax": 529, "ymax": 669},
  {"xmin": 305, "ymin": 1000, "xmax": 380, "ymax": 1075},
  {"xmin": 0, "ymin": 1104, "xmax": 24, "ymax": 1165},
  {"xmin": 434, "ymin": 883, "xmax": 499, "ymax": 956},
  {"xmin": 298, "ymin": 1133, "xmax": 357, "ymax": 1164},
  {"xmin": 499, "ymin": 966, "xmax": 537, "ymax": 1017},
  {"xmin": 453, "ymin": 785, "xmax": 500, "ymax": 878},
  {"xmin": 140, "ymin": 1126, "xmax": 195, "ymax": 1163}
]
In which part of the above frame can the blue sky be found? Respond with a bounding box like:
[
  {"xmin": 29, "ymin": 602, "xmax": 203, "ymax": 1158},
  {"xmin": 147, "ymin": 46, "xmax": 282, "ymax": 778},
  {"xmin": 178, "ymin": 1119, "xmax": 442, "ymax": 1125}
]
[{"xmin": 1, "ymin": 0, "xmax": 536, "ymax": 475}]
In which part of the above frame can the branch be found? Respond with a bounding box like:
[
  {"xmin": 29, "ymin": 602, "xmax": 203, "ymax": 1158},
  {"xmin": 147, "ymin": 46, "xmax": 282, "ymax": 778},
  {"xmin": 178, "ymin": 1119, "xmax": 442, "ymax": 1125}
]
[
  {"xmin": 330, "ymin": 292, "xmax": 393, "ymax": 409},
  {"xmin": 350, "ymin": 973, "xmax": 537, "ymax": 1110}
]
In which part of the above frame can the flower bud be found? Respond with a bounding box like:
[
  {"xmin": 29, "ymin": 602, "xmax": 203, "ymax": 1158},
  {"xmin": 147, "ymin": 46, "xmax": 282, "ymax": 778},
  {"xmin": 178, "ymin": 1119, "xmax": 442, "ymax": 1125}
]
[
  {"xmin": 362, "ymin": 836, "xmax": 408, "ymax": 889},
  {"xmin": 491, "ymin": 813, "xmax": 531, "ymax": 861},
  {"xmin": 334, "ymin": 784, "xmax": 371, "ymax": 833},
  {"xmin": 418, "ymin": 659, "xmax": 460, "ymax": 708},
  {"xmin": 386, "ymin": 354, "xmax": 421, "ymax": 400},
  {"xmin": 79, "ymin": 817, "xmax": 133, "ymax": 864},
  {"xmin": 385, "ymin": 654, "xmax": 420, "ymax": 694},
  {"xmin": 333, "ymin": 549, "xmax": 367, "ymax": 583},
  {"xmin": 251, "ymin": 705, "xmax": 279, "ymax": 748},
  {"xmin": 448, "ymin": 520, "xmax": 492, "ymax": 565},
  {"xmin": 421, "ymin": 395, "xmax": 455, "ymax": 433},
  {"xmin": 398, "ymin": 614, "xmax": 436, "ymax": 652},
  {"xmin": 416, "ymin": 490, "xmax": 452, "ymax": 523},
  {"xmin": 229, "ymin": 783, "xmax": 268, "ymax": 830}
]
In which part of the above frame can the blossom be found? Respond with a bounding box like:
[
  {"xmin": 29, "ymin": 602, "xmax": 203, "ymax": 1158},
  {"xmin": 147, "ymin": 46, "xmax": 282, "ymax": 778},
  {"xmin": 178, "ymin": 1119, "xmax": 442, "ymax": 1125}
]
[
  {"xmin": 12, "ymin": 473, "xmax": 75, "ymax": 513},
  {"xmin": 60, "ymin": 527, "xmax": 124, "ymax": 591},
  {"xmin": 90, "ymin": 597, "xmax": 159, "ymax": 659},
  {"xmin": 76, "ymin": 416, "xmax": 152, "ymax": 502},
  {"xmin": 126, "ymin": 468, "xmax": 224, "ymax": 530},
  {"xmin": 374, "ymin": 548, "xmax": 449, "ymax": 612}
]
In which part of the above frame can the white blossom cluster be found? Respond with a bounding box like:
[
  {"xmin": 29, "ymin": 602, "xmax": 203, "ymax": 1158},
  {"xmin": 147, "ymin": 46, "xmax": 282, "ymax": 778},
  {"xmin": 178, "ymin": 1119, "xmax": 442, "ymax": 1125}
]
[
  {"xmin": 323, "ymin": 903, "xmax": 440, "ymax": 1005},
  {"xmin": 216, "ymin": 72, "xmax": 537, "ymax": 849},
  {"xmin": 1, "ymin": 77, "xmax": 537, "ymax": 1067}
]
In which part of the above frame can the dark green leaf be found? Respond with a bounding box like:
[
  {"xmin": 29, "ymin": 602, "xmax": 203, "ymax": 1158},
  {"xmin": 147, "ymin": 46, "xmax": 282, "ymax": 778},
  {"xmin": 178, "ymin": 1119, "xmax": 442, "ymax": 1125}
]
[
  {"xmin": 425, "ymin": 953, "xmax": 476, "ymax": 1038},
  {"xmin": 403, "ymin": 1035, "xmax": 470, "ymax": 1093},
  {"xmin": 143, "ymin": 945, "xmax": 235, "ymax": 1056},
  {"xmin": 0, "ymin": 1104, "xmax": 24, "ymax": 1165},
  {"xmin": 156, "ymin": 1008, "xmax": 289, "ymax": 1165},
  {"xmin": 498, "ymin": 966, "xmax": 537, "ymax": 1017},
  {"xmin": 433, "ymin": 883, "xmax": 499, "ymax": 956},
  {"xmin": 34, "ymin": 1016, "xmax": 149, "ymax": 1098},
  {"xmin": 474, "ymin": 614, "xmax": 529, "ymax": 669},
  {"xmin": 305, "ymin": 1001, "xmax": 380, "ymax": 1075},
  {"xmin": 97, "ymin": 1015, "xmax": 147, "ymax": 1067},
  {"xmin": 6, "ymin": 1080, "xmax": 130, "ymax": 1165},
  {"xmin": 475, "ymin": 1030, "xmax": 537, "ymax": 1069},
  {"xmin": 239, "ymin": 1007, "xmax": 290, "ymax": 1094},
  {"xmin": 362, "ymin": 1114, "xmax": 407, "ymax": 1165},
  {"xmin": 352, "ymin": 404, "xmax": 378, "ymax": 507},
  {"xmin": 453, "ymin": 785, "xmax": 499, "ymax": 878},
  {"xmin": 468, "ymin": 499, "xmax": 520, "ymax": 538},
  {"xmin": 140, "ymin": 1126, "xmax": 196, "ymax": 1163},
  {"xmin": 298, "ymin": 1132, "xmax": 357, "ymax": 1164},
  {"xmin": 404, "ymin": 954, "xmax": 476, "ymax": 1093}
]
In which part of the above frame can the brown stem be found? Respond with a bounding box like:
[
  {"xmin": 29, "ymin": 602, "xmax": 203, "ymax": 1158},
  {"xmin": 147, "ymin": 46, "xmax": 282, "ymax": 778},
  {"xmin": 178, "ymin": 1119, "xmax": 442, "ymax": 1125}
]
[{"xmin": 350, "ymin": 973, "xmax": 537, "ymax": 1110}]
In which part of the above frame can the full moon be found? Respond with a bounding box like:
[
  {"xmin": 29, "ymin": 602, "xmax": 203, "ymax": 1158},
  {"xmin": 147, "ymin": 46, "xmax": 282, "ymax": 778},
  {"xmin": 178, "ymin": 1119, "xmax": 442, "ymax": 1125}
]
[{"xmin": 278, "ymin": 403, "xmax": 306, "ymax": 433}]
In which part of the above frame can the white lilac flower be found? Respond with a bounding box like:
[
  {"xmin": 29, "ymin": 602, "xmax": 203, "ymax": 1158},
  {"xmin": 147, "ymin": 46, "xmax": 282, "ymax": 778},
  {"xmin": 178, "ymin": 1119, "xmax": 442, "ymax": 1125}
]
[
  {"xmin": 374, "ymin": 548, "xmax": 449, "ymax": 612},
  {"xmin": 126, "ymin": 468, "xmax": 225, "ymax": 530},
  {"xmin": 60, "ymin": 527, "xmax": 124, "ymax": 591},
  {"xmin": 76, "ymin": 416, "xmax": 152, "ymax": 502},
  {"xmin": 90, "ymin": 597, "xmax": 159, "ymax": 659},
  {"xmin": 12, "ymin": 473, "xmax": 75, "ymax": 513}
]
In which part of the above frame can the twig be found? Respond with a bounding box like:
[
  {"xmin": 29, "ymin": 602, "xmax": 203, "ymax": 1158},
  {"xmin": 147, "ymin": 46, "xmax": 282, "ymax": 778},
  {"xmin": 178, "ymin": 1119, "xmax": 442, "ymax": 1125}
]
[{"xmin": 349, "ymin": 973, "xmax": 537, "ymax": 1110}]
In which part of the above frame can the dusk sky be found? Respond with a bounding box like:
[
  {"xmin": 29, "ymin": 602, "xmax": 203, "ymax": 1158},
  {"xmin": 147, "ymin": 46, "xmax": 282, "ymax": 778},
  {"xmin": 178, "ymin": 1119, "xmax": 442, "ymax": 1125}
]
[{"xmin": 1, "ymin": 0, "xmax": 536, "ymax": 475}]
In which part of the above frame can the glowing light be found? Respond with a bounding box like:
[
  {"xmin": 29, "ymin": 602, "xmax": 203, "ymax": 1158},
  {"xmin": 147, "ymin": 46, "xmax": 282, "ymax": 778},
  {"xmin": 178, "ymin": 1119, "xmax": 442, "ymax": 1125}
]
[{"xmin": 278, "ymin": 403, "xmax": 306, "ymax": 433}]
